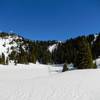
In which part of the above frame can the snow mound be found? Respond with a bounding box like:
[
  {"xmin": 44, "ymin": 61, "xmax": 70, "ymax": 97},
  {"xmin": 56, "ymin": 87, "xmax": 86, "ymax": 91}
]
[{"xmin": 0, "ymin": 64, "xmax": 99, "ymax": 100}]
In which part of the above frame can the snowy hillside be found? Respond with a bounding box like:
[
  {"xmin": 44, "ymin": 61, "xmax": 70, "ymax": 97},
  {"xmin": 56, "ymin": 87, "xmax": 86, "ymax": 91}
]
[
  {"xmin": 91, "ymin": 34, "xmax": 98, "ymax": 44},
  {"xmin": 0, "ymin": 37, "xmax": 17, "ymax": 55},
  {"xmin": 0, "ymin": 32, "xmax": 60, "ymax": 65},
  {"xmin": 0, "ymin": 33, "xmax": 23, "ymax": 63},
  {"xmin": 48, "ymin": 44, "xmax": 57, "ymax": 53},
  {"xmin": 0, "ymin": 64, "xmax": 99, "ymax": 100},
  {"xmin": 48, "ymin": 41, "xmax": 62, "ymax": 53},
  {"xmin": 0, "ymin": 32, "xmax": 100, "ymax": 100},
  {"xmin": 0, "ymin": 32, "xmax": 100, "ymax": 67}
]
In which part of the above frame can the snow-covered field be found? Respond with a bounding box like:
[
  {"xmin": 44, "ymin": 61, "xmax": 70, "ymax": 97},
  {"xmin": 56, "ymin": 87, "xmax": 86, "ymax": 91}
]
[{"xmin": 0, "ymin": 63, "xmax": 100, "ymax": 100}]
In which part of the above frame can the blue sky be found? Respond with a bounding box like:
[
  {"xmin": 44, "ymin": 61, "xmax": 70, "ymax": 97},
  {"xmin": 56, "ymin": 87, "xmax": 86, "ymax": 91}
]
[{"xmin": 0, "ymin": 0, "xmax": 100, "ymax": 40}]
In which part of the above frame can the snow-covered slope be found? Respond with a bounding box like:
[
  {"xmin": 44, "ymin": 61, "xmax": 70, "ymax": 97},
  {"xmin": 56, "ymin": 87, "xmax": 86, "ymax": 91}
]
[
  {"xmin": 94, "ymin": 34, "xmax": 98, "ymax": 42},
  {"xmin": 48, "ymin": 44, "xmax": 58, "ymax": 53},
  {"xmin": 91, "ymin": 34, "xmax": 98, "ymax": 44},
  {"xmin": 0, "ymin": 34, "xmax": 22, "ymax": 61},
  {"xmin": 0, "ymin": 64, "xmax": 99, "ymax": 100}
]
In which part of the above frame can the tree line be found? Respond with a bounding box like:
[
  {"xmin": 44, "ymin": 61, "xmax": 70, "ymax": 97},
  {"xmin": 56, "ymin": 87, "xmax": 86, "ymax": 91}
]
[{"xmin": 0, "ymin": 32, "xmax": 100, "ymax": 70}]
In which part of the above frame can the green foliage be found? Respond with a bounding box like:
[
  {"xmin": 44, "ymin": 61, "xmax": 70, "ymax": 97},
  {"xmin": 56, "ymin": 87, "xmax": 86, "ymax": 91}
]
[{"xmin": 75, "ymin": 37, "xmax": 94, "ymax": 69}]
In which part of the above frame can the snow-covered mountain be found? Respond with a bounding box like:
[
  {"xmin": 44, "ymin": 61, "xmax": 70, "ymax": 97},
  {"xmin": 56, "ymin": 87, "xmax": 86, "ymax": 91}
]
[
  {"xmin": 0, "ymin": 32, "xmax": 100, "ymax": 100},
  {"xmin": 0, "ymin": 33, "xmax": 24, "ymax": 64},
  {"xmin": 0, "ymin": 34, "xmax": 22, "ymax": 56},
  {"xmin": 0, "ymin": 32, "xmax": 100, "ymax": 66},
  {"xmin": 0, "ymin": 32, "xmax": 59, "ymax": 65}
]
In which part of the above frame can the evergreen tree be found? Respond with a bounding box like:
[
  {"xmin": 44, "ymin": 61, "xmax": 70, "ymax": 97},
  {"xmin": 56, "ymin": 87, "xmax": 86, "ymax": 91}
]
[
  {"xmin": 62, "ymin": 63, "xmax": 68, "ymax": 72},
  {"xmin": 2, "ymin": 53, "xmax": 5, "ymax": 64},
  {"xmin": 6, "ymin": 57, "xmax": 9, "ymax": 65},
  {"xmin": 76, "ymin": 37, "xmax": 95, "ymax": 69}
]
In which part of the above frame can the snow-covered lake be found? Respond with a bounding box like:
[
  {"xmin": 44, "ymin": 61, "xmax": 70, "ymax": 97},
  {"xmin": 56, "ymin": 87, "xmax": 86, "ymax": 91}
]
[{"xmin": 0, "ymin": 63, "xmax": 99, "ymax": 100}]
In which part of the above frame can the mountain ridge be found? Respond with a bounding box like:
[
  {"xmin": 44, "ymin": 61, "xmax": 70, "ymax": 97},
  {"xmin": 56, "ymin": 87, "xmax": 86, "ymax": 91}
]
[{"xmin": 0, "ymin": 32, "xmax": 99, "ymax": 70}]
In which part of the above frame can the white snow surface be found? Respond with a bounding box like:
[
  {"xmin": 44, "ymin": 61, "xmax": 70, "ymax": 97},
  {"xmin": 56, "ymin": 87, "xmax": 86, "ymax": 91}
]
[
  {"xmin": 94, "ymin": 58, "xmax": 100, "ymax": 68},
  {"xmin": 48, "ymin": 44, "xmax": 57, "ymax": 53},
  {"xmin": 94, "ymin": 34, "xmax": 98, "ymax": 42},
  {"xmin": 91, "ymin": 34, "xmax": 98, "ymax": 44},
  {"xmin": 0, "ymin": 64, "xmax": 99, "ymax": 100}
]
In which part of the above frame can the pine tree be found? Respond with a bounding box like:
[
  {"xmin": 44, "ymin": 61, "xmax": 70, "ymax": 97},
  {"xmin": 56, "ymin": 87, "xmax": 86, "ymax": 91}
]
[
  {"xmin": 76, "ymin": 37, "xmax": 95, "ymax": 69},
  {"xmin": 2, "ymin": 53, "xmax": 5, "ymax": 64},
  {"xmin": 6, "ymin": 57, "xmax": 9, "ymax": 65},
  {"xmin": 62, "ymin": 63, "xmax": 68, "ymax": 72}
]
